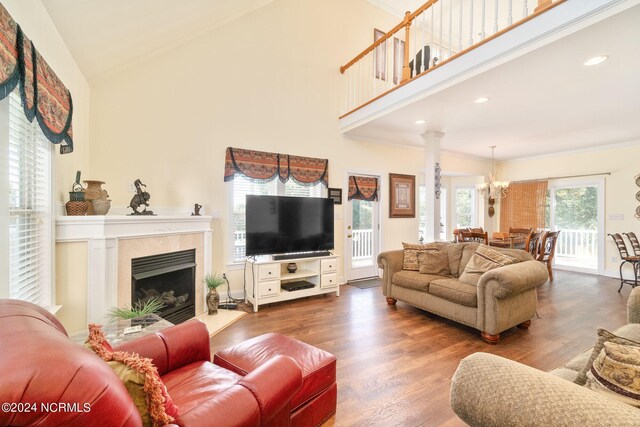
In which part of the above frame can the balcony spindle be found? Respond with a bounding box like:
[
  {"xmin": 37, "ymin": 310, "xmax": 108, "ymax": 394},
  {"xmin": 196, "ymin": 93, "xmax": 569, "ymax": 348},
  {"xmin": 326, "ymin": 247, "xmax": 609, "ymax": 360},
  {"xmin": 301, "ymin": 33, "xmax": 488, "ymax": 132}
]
[
  {"xmin": 468, "ymin": 0, "xmax": 474, "ymax": 47},
  {"xmin": 480, "ymin": 0, "xmax": 486, "ymax": 40},
  {"xmin": 458, "ymin": 0, "xmax": 463, "ymax": 51},
  {"xmin": 448, "ymin": 0, "xmax": 453, "ymax": 58},
  {"xmin": 439, "ymin": 1, "xmax": 443, "ymax": 60},
  {"xmin": 508, "ymin": 0, "xmax": 513, "ymax": 26},
  {"xmin": 523, "ymin": 0, "xmax": 529, "ymax": 18},
  {"xmin": 493, "ymin": 0, "xmax": 499, "ymax": 33}
]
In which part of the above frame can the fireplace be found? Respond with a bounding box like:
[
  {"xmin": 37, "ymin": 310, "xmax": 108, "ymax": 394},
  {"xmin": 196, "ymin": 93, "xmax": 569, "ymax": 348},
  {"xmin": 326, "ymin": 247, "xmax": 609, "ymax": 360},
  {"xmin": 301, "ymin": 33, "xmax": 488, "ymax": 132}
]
[{"xmin": 131, "ymin": 249, "xmax": 196, "ymax": 324}]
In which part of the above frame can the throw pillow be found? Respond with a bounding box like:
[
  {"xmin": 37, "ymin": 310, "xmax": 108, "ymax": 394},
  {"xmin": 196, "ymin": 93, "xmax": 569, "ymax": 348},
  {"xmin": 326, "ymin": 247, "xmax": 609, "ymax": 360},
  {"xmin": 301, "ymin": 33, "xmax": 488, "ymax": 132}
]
[
  {"xmin": 402, "ymin": 242, "xmax": 438, "ymax": 271},
  {"xmin": 575, "ymin": 328, "xmax": 640, "ymax": 386},
  {"xmin": 459, "ymin": 244, "xmax": 517, "ymax": 286},
  {"xmin": 418, "ymin": 251, "xmax": 451, "ymax": 276},
  {"xmin": 585, "ymin": 341, "xmax": 640, "ymax": 407},
  {"xmin": 86, "ymin": 324, "xmax": 178, "ymax": 426}
]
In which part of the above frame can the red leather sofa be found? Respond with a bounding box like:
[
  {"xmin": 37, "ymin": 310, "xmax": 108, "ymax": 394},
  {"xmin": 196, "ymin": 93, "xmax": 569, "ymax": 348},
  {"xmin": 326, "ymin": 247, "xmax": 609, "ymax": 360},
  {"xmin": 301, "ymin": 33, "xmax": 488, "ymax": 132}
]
[{"xmin": 0, "ymin": 299, "xmax": 304, "ymax": 426}]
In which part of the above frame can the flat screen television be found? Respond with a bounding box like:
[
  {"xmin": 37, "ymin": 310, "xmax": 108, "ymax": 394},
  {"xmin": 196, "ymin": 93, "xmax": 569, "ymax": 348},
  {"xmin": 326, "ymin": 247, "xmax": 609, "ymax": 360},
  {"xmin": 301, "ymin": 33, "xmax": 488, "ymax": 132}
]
[{"xmin": 245, "ymin": 195, "xmax": 334, "ymax": 257}]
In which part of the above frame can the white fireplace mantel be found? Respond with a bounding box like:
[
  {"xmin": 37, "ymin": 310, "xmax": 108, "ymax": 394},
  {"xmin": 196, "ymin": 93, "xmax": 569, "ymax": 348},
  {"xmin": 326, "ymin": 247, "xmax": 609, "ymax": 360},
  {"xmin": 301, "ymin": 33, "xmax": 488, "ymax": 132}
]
[{"xmin": 56, "ymin": 215, "xmax": 213, "ymax": 324}]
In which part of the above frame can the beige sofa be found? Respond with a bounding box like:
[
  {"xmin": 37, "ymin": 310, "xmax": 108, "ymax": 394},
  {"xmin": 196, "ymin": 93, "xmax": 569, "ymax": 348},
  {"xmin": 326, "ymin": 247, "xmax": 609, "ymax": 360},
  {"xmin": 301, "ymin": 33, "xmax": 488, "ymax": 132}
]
[
  {"xmin": 377, "ymin": 242, "xmax": 549, "ymax": 343},
  {"xmin": 450, "ymin": 287, "xmax": 640, "ymax": 426}
]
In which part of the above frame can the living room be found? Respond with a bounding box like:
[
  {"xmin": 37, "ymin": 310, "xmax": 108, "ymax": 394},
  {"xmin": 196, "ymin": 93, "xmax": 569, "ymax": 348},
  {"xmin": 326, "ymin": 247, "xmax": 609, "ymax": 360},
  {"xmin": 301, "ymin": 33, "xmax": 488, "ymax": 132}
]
[{"xmin": 2, "ymin": 0, "xmax": 640, "ymax": 425}]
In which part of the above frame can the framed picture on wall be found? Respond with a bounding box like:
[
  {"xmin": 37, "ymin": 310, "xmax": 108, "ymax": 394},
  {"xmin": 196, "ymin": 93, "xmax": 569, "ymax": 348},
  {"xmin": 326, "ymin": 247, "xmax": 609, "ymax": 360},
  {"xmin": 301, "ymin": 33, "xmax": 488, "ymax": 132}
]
[
  {"xmin": 374, "ymin": 28, "xmax": 387, "ymax": 81},
  {"xmin": 389, "ymin": 173, "xmax": 415, "ymax": 218},
  {"xmin": 328, "ymin": 188, "xmax": 342, "ymax": 205}
]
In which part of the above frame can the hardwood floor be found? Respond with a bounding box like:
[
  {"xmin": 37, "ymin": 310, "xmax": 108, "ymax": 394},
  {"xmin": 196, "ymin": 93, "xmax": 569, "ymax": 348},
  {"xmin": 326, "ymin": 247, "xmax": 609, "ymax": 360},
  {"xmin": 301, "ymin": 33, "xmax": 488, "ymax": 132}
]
[{"xmin": 210, "ymin": 270, "xmax": 631, "ymax": 426}]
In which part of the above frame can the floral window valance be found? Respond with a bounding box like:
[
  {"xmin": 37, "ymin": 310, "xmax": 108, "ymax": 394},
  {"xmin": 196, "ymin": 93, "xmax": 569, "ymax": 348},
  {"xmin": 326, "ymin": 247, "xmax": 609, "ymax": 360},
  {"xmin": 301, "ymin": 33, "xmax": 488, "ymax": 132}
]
[
  {"xmin": 224, "ymin": 147, "xmax": 328, "ymax": 187},
  {"xmin": 348, "ymin": 175, "xmax": 378, "ymax": 201},
  {"xmin": 0, "ymin": 3, "xmax": 73, "ymax": 154}
]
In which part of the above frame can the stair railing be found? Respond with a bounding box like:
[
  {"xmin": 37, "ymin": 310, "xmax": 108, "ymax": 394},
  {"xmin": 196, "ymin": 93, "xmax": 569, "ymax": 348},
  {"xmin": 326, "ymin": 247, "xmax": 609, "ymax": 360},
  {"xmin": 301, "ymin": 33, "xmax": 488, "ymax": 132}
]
[{"xmin": 339, "ymin": 0, "xmax": 563, "ymax": 118}]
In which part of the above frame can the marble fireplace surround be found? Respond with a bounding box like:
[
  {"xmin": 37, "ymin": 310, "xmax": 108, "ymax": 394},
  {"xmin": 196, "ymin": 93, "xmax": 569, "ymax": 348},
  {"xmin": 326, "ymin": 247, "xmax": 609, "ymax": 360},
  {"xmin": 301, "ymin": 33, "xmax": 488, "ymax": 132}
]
[{"xmin": 56, "ymin": 215, "xmax": 212, "ymax": 324}]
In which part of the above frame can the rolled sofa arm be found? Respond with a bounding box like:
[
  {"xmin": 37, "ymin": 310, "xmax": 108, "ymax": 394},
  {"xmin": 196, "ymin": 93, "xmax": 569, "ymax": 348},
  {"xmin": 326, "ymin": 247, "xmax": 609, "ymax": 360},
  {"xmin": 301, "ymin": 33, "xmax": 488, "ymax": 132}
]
[
  {"xmin": 377, "ymin": 250, "xmax": 404, "ymax": 295},
  {"xmin": 451, "ymin": 352, "xmax": 640, "ymax": 427},
  {"xmin": 628, "ymin": 287, "xmax": 640, "ymax": 324},
  {"xmin": 113, "ymin": 319, "xmax": 210, "ymax": 376},
  {"xmin": 479, "ymin": 260, "xmax": 548, "ymax": 299}
]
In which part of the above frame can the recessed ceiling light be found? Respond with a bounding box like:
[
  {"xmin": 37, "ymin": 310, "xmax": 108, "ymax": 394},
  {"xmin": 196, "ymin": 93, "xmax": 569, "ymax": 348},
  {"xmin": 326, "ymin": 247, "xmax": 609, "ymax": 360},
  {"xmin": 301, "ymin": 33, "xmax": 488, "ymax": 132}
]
[
  {"xmin": 474, "ymin": 97, "xmax": 489, "ymax": 104},
  {"xmin": 415, "ymin": 120, "xmax": 426, "ymax": 124},
  {"xmin": 584, "ymin": 55, "xmax": 608, "ymax": 66}
]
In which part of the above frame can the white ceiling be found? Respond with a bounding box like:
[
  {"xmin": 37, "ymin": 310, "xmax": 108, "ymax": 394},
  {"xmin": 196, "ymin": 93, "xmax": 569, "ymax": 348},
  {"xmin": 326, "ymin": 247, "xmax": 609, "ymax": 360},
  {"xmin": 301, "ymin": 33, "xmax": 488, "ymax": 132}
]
[
  {"xmin": 350, "ymin": 2, "xmax": 640, "ymax": 161},
  {"xmin": 42, "ymin": 0, "xmax": 274, "ymax": 83}
]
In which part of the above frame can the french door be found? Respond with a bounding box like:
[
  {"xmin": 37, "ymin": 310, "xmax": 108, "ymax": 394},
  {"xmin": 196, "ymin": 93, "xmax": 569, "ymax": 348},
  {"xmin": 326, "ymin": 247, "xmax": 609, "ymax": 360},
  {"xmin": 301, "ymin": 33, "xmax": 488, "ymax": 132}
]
[
  {"xmin": 548, "ymin": 179, "xmax": 604, "ymax": 273},
  {"xmin": 345, "ymin": 174, "xmax": 381, "ymax": 281}
]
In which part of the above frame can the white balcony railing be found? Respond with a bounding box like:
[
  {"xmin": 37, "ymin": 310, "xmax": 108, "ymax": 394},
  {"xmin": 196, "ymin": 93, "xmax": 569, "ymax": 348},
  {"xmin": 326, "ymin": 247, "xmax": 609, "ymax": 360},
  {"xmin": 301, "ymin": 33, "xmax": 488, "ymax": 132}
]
[
  {"xmin": 555, "ymin": 228, "xmax": 597, "ymax": 266},
  {"xmin": 339, "ymin": 0, "xmax": 563, "ymax": 117},
  {"xmin": 352, "ymin": 229, "xmax": 373, "ymax": 260},
  {"xmin": 234, "ymin": 231, "xmax": 246, "ymax": 260}
]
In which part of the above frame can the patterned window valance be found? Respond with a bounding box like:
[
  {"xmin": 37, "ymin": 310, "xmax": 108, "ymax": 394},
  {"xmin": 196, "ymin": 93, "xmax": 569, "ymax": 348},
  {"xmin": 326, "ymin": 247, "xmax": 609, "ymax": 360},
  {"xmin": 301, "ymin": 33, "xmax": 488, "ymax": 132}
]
[
  {"xmin": 224, "ymin": 147, "xmax": 328, "ymax": 187},
  {"xmin": 0, "ymin": 3, "xmax": 73, "ymax": 154},
  {"xmin": 348, "ymin": 175, "xmax": 378, "ymax": 201}
]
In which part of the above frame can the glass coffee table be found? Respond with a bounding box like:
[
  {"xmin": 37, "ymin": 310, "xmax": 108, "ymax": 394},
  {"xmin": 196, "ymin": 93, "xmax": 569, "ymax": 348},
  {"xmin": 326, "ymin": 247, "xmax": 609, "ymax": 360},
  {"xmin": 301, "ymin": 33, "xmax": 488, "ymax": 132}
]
[{"xmin": 70, "ymin": 314, "xmax": 174, "ymax": 346}]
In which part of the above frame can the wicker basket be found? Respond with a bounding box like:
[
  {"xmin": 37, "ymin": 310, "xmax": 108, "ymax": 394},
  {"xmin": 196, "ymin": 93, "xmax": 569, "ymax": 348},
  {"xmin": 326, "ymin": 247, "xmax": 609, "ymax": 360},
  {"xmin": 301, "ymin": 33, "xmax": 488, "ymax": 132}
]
[
  {"xmin": 69, "ymin": 191, "xmax": 85, "ymax": 201},
  {"xmin": 65, "ymin": 201, "xmax": 89, "ymax": 216}
]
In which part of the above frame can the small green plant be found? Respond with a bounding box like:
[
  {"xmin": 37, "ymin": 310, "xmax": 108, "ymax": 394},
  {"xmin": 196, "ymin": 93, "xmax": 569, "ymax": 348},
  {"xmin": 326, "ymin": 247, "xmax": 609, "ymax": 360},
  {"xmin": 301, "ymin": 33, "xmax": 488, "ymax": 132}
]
[
  {"xmin": 109, "ymin": 296, "xmax": 165, "ymax": 320},
  {"xmin": 204, "ymin": 273, "xmax": 226, "ymax": 290}
]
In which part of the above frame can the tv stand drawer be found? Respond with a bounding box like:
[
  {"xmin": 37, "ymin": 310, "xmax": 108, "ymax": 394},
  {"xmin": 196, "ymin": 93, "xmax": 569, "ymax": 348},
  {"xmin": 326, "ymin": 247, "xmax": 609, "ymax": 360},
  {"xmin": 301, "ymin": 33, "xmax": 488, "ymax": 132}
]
[
  {"xmin": 321, "ymin": 259, "xmax": 337, "ymax": 274},
  {"xmin": 259, "ymin": 280, "xmax": 280, "ymax": 297},
  {"xmin": 258, "ymin": 264, "xmax": 280, "ymax": 281},
  {"xmin": 321, "ymin": 273, "xmax": 338, "ymax": 288}
]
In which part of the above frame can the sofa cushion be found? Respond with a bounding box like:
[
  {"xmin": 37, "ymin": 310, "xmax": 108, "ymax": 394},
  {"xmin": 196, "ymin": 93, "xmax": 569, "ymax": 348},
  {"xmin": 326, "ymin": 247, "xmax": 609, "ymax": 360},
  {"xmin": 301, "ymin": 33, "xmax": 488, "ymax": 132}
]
[
  {"xmin": 614, "ymin": 323, "xmax": 640, "ymax": 342},
  {"xmin": 402, "ymin": 242, "xmax": 439, "ymax": 271},
  {"xmin": 393, "ymin": 270, "xmax": 442, "ymax": 292},
  {"xmin": 457, "ymin": 243, "xmax": 481, "ymax": 276},
  {"xmin": 445, "ymin": 244, "xmax": 465, "ymax": 278},
  {"xmin": 585, "ymin": 342, "xmax": 640, "ymax": 407},
  {"xmin": 86, "ymin": 324, "xmax": 178, "ymax": 426},
  {"xmin": 418, "ymin": 251, "xmax": 451, "ymax": 276},
  {"xmin": 549, "ymin": 367, "xmax": 580, "ymax": 382},
  {"xmin": 428, "ymin": 278, "xmax": 478, "ymax": 307},
  {"xmin": 459, "ymin": 245, "xmax": 517, "ymax": 286},
  {"xmin": 575, "ymin": 328, "xmax": 640, "ymax": 386}
]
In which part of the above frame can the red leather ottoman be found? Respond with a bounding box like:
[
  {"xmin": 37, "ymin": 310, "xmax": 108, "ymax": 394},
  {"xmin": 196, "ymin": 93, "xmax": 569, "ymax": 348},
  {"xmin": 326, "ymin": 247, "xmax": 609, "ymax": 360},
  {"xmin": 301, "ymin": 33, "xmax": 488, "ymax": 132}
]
[{"xmin": 214, "ymin": 332, "xmax": 337, "ymax": 427}]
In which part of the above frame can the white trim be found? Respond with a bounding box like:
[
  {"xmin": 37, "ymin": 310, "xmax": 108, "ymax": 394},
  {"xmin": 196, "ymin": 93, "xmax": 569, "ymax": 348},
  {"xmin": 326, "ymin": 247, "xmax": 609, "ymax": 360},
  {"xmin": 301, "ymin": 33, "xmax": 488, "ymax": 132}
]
[{"xmin": 500, "ymin": 139, "xmax": 640, "ymax": 164}]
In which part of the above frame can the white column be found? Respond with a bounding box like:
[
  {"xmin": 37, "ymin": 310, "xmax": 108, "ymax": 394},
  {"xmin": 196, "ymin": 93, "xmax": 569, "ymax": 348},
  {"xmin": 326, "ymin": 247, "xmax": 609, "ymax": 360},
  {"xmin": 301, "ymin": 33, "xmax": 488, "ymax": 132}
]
[
  {"xmin": 87, "ymin": 238, "xmax": 118, "ymax": 323},
  {"xmin": 422, "ymin": 131, "xmax": 445, "ymax": 242}
]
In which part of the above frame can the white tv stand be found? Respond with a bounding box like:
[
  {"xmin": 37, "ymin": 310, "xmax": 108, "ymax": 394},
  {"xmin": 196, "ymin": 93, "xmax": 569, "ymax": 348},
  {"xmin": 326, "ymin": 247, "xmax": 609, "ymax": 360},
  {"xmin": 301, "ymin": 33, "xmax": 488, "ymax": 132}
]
[{"xmin": 244, "ymin": 254, "xmax": 340, "ymax": 312}]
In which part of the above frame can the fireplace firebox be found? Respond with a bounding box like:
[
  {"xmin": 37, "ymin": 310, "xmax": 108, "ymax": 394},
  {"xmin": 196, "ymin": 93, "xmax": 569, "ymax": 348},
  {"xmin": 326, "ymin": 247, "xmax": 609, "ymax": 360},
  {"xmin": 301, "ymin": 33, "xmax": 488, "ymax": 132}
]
[{"xmin": 131, "ymin": 249, "xmax": 196, "ymax": 324}]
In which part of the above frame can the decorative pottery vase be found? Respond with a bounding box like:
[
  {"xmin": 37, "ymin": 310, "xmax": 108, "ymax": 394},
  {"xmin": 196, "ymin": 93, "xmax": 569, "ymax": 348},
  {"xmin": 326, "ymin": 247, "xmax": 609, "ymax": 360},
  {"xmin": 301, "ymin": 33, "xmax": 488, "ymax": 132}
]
[
  {"xmin": 83, "ymin": 180, "xmax": 107, "ymax": 215},
  {"xmin": 65, "ymin": 200, "xmax": 89, "ymax": 216},
  {"xmin": 92, "ymin": 199, "xmax": 111, "ymax": 215},
  {"xmin": 287, "ymin": 263, "xmax": 298, "ymax": 273},
  {"xmin": 206, "ymin": 289, "xmax": 220, "ymax": 315}
]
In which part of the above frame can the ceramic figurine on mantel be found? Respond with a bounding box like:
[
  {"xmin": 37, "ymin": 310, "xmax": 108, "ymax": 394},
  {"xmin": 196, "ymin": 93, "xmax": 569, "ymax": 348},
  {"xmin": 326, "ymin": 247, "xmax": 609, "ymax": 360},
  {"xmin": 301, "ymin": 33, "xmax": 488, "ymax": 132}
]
[
  {"xmin": 128, "ymin": 179, "xmax": 155, "ymax": 215},
  {"xmin": 65, "ymin": 171, "xmax": 89, "ymax": 216}
]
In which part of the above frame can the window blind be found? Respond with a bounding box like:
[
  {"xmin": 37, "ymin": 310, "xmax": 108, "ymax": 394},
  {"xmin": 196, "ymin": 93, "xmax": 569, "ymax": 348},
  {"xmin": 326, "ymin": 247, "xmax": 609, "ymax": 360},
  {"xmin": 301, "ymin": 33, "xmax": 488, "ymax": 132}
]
[
  {"xmin": 7, "ymin": 91, "xmax": 52, "ymax": 305},
  {"xmin": 499, "ymin": 181, "xmax": 549, "ymax": 231}
]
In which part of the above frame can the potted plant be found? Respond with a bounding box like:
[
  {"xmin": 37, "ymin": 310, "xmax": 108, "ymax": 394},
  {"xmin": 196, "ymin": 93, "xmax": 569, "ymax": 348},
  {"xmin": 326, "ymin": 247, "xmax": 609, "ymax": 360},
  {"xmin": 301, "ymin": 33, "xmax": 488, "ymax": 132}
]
[
  {"xmin": 108, "ymin": 297, "xmax": 165, "ymax": 326},
  {"xmin": 204, "ymin": 273, "xmax": 226, "ymax": 315}
]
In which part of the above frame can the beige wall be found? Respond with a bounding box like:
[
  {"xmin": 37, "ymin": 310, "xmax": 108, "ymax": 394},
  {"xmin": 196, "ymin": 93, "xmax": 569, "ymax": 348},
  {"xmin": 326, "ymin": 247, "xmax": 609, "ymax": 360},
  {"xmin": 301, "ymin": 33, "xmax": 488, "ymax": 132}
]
[
  {"xmin": 497, "ymin": 142, "xmax": 640, "ymax": 275},
  {"xmin": 88, "ymin": 0, "xmax": 419, "ymax": 294}
]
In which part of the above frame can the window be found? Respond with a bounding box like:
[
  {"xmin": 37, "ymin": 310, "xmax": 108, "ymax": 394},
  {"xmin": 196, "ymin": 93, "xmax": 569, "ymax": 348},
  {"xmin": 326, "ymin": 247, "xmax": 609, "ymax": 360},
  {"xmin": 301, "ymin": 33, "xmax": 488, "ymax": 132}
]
[
  {"xmin": 455, "ymin": 187, "xmax": 476, "ymax": 228},
  {"xmin": 230, "ymin": 175, "xmax": 324, "ymax": 262},
  {"xmin": 3, "ymin": 91, "xmax": 53, "ymax": 305}
]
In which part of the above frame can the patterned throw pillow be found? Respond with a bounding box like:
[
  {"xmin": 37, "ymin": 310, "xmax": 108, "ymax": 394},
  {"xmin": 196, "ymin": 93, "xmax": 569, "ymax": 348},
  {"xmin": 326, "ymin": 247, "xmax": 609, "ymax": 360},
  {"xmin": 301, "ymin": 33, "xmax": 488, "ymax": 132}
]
[
  {"xmin": 575, "ymin": 328, "xmax": 640, "ymax": 386},
  {"xmin": 86, "ymin": 324, "xmax": 178, "ymax": 427},
  {"xmin": 585, "ymin": 341, "xmax": 640, "ymax": 407},
  {"xmin": 459, "ymin": 244, "xmax": 517, "ymax": 286},
  {"xmin": 402, "ymin": 243, "xmax": 438, "ymax": 271},
  {"xmin": 418, "ymin": 251, "xmax": 451, "ymax": 276}
]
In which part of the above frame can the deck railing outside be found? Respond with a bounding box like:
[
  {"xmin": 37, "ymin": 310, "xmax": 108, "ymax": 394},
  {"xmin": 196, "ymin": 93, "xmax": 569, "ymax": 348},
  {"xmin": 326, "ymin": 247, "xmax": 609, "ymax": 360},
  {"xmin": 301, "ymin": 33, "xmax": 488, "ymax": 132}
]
[
  {"xmin": 339, "ymin": 0, "xmax": 562, "ymax": 117},
  {"xmin": 555, "ymin": 228, "xmax": 598, "ymax": 263},
  {"xmin": 352, "ymin": 229, "xmax": 373, "ymax": 260}
]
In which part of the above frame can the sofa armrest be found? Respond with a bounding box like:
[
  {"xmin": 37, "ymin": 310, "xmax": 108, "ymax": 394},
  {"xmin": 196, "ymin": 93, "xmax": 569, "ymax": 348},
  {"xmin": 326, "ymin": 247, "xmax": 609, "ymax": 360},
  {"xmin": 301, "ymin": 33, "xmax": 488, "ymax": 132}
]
[
  {"xmin": 451, "ymin": 352, "xmax": 640, "ymax": 427},
  {"xmin": 377, "ymin": 250, "xmax": 404, "ymax": 295},
  {"xmin": 628, "ymin": 287, "xmax": 640, "ymax": 324},
  {"xmin": 479, "ymin": 260, "xmax": 548, "ymax": 299},
  {"xmin": 239, "ymin": 355, "xmax": 303, "ymax": 424},
  {"xmin": 113, "ymin": 319, "xmax": 210, "ymax": 376}
]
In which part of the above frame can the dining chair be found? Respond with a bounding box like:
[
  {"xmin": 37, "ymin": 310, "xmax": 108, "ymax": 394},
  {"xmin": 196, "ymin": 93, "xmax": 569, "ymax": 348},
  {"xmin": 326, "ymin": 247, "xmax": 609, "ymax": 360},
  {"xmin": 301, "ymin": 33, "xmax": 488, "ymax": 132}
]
[
  {"xmin": 459, "ymin": 230, "xmax": 489, "ymax": 245},
  {"xmin": 537, "ymin": 230, "xmax": 560, "ymax": 282},
  {"xmin": 610, "ymin": 233, "xmax": 640, "ymax": 292}
]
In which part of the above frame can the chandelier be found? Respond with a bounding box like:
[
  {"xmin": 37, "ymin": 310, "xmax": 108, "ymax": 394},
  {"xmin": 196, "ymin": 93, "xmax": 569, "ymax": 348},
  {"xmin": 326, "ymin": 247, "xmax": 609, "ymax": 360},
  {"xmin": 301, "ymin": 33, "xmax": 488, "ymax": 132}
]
[{"xmin": 478, "ymin": 145, "xmax": 509, "ymax": 199}]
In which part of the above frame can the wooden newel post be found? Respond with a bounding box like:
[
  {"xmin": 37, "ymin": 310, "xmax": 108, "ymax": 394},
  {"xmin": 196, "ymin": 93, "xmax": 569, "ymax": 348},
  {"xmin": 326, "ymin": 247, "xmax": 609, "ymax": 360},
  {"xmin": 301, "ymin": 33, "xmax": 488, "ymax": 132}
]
[{"xmin": 401, "ymin": 11, "xmax": 412, "ymax": 83}]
